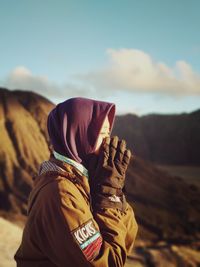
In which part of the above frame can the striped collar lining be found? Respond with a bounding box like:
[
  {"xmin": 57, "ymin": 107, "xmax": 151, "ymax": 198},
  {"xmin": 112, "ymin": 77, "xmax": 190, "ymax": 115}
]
[{"xmin": 53, "ymin": 150, "xmax": 89, "ymax": 178}]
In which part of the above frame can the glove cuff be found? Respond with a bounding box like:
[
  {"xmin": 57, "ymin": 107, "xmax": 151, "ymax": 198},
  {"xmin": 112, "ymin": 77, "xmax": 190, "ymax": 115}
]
[
  {"xmin": 91, "ymin": 188, "xmax": 127, "ymax": 212},
  {"xmin": 95, "ymin": 184, "xmax": 122, "ymax": 195}
]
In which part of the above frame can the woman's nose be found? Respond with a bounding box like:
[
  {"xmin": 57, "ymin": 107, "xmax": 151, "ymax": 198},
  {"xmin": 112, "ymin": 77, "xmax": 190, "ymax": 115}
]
[{"xmin": 105, "ymin": 132, "xmax": 110, "ymax": 138}]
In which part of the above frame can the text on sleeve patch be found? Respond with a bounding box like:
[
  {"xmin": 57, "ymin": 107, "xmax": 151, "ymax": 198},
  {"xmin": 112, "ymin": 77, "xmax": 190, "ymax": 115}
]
[{"xmin": 71, "ymin": 219, "xmax": 103, "ymax": 261}]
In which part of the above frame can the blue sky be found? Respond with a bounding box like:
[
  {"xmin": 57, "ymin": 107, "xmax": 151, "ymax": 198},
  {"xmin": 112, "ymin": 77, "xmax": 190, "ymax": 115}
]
[{"xmin": 0, "ymin": 0, "xmax": 200, "ymax": 115}]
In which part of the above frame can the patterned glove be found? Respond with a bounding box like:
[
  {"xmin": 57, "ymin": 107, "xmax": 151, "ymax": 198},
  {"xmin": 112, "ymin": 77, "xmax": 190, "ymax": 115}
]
[{"xmin": 88, "ymin": 136, "xmax": 132, "ymax": 212}]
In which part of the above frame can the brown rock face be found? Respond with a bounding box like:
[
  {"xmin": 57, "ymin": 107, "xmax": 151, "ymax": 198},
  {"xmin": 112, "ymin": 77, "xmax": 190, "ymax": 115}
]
[{"xmin": 0, "ymin": 88, "xmax": 54, "ymax": 215}]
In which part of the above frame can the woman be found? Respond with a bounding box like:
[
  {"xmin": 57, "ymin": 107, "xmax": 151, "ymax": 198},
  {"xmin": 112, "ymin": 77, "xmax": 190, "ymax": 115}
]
[{"xmin": 14, "ymin": 97, "xmax": 138, "ymax": 267}]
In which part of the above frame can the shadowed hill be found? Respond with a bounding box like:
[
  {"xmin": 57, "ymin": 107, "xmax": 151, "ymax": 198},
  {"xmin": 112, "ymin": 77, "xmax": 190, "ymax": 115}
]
[{"xmin": 112, "ymin": 110, "xmax": 200, "ymax": 165}]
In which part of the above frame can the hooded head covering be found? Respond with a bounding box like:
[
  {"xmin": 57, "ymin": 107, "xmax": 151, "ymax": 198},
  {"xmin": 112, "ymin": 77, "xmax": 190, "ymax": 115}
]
[{"xmin": 47, "ymin": 97, "xmax": 116, "ymax": 168}]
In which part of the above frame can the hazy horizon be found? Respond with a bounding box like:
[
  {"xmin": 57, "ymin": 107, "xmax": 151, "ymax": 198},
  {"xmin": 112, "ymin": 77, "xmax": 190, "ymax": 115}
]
[{"xmin": 2, "ymin": 86, "xmax": 200, "ymax": 117}]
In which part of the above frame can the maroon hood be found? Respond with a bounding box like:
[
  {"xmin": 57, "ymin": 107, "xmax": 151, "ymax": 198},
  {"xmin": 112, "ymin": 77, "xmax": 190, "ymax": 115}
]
[{"xmin": 47, "ymin": 97, "xmax": 116, "ymax": 168}]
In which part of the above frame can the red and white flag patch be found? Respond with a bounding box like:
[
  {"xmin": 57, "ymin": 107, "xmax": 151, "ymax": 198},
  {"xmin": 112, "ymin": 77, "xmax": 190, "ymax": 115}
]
[{"xmin": 72, "ymin": 219, "xmax": 103, "ymax": 261}]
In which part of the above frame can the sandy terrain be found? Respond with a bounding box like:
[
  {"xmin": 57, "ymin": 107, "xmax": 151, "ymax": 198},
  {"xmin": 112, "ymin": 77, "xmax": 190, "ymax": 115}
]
[{"xmin": 0, "ymin": 217, "xmax": 22, "ymax": 267}]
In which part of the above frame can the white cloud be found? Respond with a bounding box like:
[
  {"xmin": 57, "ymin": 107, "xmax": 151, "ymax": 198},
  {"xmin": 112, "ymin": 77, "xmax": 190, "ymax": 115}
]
[
  {"xmin": 2, "ymin": 49, "xmax": 200, "ymax": 103},
  {"xmin": 4, "ymin": 66, "xmax": 59, "ymax": 97},
  {"xmin": 76, "ymin": 49, "xmax": 200, "ymax": 96},
  {"xmin": 3, "ymin": 66, "xmax": 91, "ymax": 101}
]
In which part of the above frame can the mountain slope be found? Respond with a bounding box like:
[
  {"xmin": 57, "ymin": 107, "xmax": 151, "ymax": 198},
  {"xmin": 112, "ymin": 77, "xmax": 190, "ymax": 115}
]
[
  {"xmin": 113, "ymin": 111, "xmax": 200, "ymax": 165},
  {"xmin": 126, "ymin": 157, "xmax": 200, "ymax": 241},
  {"xmin": 0, "ymin": 88, "xmax": 54, "ymax": 214}
]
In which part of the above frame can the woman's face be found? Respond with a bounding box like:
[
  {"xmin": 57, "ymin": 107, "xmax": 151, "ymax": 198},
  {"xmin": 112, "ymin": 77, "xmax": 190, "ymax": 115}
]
[{"xmin": 94, "ymin": 116, "xmax": 110, "ymax": 155}]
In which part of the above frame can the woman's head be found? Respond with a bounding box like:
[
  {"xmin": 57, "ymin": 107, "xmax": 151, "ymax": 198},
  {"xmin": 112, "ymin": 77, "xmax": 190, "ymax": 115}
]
[{"xmin": 47, "ymin": 97, "xmax": 115, "ymax": 167}]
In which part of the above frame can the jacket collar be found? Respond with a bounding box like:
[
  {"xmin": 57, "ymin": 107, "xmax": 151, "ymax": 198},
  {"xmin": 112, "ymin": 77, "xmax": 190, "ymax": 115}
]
[{"xmin": 53, "ymin": 150, "xmax": 89, "ymax": 178}]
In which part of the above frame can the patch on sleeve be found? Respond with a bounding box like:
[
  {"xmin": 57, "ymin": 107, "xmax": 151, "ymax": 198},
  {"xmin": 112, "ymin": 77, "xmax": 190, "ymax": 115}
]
[{"xmin": 71, "ymin": 219, "xmax": 103, "ymax": 261}]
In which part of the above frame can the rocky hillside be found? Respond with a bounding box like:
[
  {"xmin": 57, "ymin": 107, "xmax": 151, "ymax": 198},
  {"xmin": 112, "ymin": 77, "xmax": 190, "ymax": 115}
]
[
  {"xmin": 113, "ymin": 110, "xmax": 200, "ymax": 165},
  {"xmin": 0, "ymin": 88, "xmax": 54, "ymax": 215}
]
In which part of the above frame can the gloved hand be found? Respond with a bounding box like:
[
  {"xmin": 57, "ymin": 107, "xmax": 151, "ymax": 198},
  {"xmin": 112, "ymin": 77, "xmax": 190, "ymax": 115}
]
[{"xmin": 88, "ymin": 136, "xmax": 132, "ymax": 211}]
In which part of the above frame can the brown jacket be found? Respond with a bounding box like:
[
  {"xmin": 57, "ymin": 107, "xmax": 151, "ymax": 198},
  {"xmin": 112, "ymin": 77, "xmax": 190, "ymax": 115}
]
[{"xmin": 14, "ymin": 157, "xmax": 138, "ymax": 267}]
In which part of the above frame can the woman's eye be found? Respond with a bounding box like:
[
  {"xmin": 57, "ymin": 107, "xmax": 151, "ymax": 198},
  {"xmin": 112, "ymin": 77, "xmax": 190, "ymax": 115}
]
[{"xmin": 101, "ymin": 132, "xmax": 110, "ymax": 135}]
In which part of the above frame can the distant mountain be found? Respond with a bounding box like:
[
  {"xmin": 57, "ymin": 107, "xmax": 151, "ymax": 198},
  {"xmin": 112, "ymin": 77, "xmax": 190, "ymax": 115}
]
[
  {"xmin": 0, "ymin": 87, "xmax": 200, "ymax": 244},
  {"xmin": 112, "ymin": 110, "xmax": 200, "ymax": 165}
]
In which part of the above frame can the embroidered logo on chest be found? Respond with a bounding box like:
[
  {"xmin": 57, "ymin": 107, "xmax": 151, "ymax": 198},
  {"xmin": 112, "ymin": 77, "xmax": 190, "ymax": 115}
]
[{"xmin": 72, "ymin": 219, "xmax": 102, "ymax": 261}]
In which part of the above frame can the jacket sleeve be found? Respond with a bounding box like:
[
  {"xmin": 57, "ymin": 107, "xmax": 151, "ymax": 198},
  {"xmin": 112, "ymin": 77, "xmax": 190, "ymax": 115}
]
[
  {"xmin": 34, "ymin": 177, "xmax": 138, "ymax": 267},
  {"xmin": 91, "ymin": 202, "xmax": 138, "ymax": 266}
]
